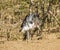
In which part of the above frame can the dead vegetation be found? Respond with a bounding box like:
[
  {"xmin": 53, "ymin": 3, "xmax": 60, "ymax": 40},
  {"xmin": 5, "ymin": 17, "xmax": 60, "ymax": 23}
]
[{"xmin": 0, "ymin": 0, "xmax": 60, "ymax": 42}]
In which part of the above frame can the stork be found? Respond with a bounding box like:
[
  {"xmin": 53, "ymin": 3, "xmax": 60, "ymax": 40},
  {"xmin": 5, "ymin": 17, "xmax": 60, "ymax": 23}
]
[
  {"xmin": 20, "ymin": 0, "xmax": 42, "ymax": 41},
  {"xmin": 20, "ymin": 12, "xmax": 42, "ymax": 41}
]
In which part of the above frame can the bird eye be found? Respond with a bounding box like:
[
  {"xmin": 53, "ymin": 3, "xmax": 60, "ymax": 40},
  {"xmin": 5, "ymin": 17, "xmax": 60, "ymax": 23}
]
[{"xmin": 30, "ymin": 21, "xmax": 33, "ymax": 24}]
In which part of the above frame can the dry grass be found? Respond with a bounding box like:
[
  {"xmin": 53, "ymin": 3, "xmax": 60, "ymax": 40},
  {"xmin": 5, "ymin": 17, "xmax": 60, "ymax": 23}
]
[{"xmin": 0, "ymin": 0, "xmax": 60, "ymax": 50}]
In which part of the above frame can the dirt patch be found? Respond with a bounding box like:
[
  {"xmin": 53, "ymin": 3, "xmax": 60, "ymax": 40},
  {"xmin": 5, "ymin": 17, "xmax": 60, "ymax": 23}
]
[{"xmin": 0, "ymin": 39, "xmax": 60, "ymax": 50}]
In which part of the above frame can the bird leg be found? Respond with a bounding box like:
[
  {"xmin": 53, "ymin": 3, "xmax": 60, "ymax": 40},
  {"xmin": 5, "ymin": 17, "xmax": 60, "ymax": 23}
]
[{"xmin": 27, "ymin": 31, "xmax": 30, "ymax": 41}]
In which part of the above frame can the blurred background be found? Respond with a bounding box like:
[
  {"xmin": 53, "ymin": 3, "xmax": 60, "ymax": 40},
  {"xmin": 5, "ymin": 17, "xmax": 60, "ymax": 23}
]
[{"xmin": 0, "ymin": 0, "xmax": 60, "ymax": 42}]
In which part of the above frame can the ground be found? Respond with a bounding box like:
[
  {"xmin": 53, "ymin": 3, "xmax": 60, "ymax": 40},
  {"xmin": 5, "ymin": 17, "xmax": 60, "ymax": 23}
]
[{"xmin": 0, "ymin": 39, "xmax": 60, "ymax": 50}]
